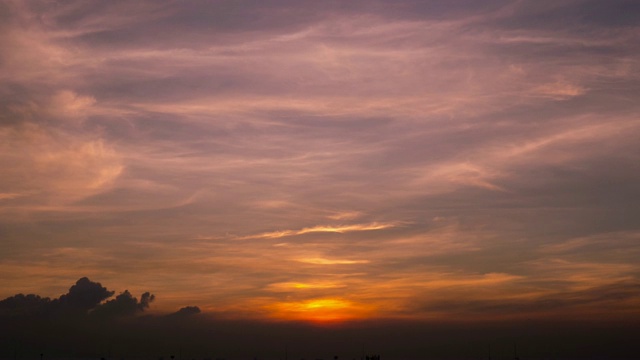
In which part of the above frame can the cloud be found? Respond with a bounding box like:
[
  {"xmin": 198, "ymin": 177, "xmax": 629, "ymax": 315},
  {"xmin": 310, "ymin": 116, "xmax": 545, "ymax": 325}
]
[
  {"xmin": 48, "ymin": 90, "xmax": 97, "ymax": 124},
  {"xmin": 420, "ymin": 281, "xmax": 640, "ymax": 320},
  {"xmin": 0, "ymin": 0, "xmax": 639, "ymax": 329},
  {"xmin": 0, "ymin": 193, "xmax": 24, "ymax": 200},
  {"xmin": 325, "ymin": 210, "xmax": 362, "ymax": 220},
  {"xmin": 0, "ymin": 293, "xmax": 50, "ymax": 318},
  {"xmin": 54, "ymin": 277, "xmax": 114, "ymax": 314},
  {"xmin": 266, "ymin": 282, "xmax": 345, "ymax": 292},
  {"xmin": 239, "ymin": 222, "xmax": 400, "ymax": 240},
  {"xmin": 539, "ymin": 231, "xmax": 640, "ymax": 255},
  {"xmin": 0, "ymin": 123, "xmax": 123, "ymax": 209},
  {"xmin": 166, "ymin": 305, "xmax": 201, "ymax": 318},
  {"xmin": 296, "ymin": 258, "xmax": 370, "ymax": 265},
  {"xmin": 0, "ymin": 277, "xmax": 163, "ymax": 321},
  {"xmin": 91, "ymin": 290, "xmax": 155, "ymax": 319},
  {"xmin": 533, "ymin": 80, "xmax": 587, "ymax": 100}
]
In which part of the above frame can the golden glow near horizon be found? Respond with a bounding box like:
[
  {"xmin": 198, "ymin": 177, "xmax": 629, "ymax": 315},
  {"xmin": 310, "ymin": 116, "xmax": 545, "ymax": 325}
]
[
  {"xmin": 1, "ymin": 1, "xmax": 640, "ymax": 325},
  {"xmin": 267, "ymin": 298, "xmax": 373, "ymax": 323}
]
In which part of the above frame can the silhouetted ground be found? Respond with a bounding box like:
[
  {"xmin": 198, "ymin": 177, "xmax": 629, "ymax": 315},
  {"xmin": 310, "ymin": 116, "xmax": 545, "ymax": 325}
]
[{"xmin": 2, "ymin": 318, "xmax": 640, "ymax": 360}]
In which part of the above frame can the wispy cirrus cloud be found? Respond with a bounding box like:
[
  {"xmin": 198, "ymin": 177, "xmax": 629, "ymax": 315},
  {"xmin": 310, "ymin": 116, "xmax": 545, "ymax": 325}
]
[
  {"xmin": 295, "ymin": 258, "xmax": 370, "ymax": 265},
  {"xmin": 237, "ymin": 222, "xmax": 401, "ymax": 240}
]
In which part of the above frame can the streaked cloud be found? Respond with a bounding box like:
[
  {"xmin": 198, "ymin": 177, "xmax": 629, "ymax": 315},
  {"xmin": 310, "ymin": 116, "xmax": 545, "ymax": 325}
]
[
  {"xmin": 0, "ymin": 193, "xmax": 25, "ymax": 200},
  {"xmin": 296, "ymin": 258, "xmax": 370, "ymax": 265},
  {"xmin": 533, "ymin": 80, "xmax": 588, "ymax": 100},
  {"xmin": 266, "ymin": 282, "xmax": 345, "ymax": 292},
  {"xmin": 0, "ymin": 122, "xmax": 123, "ymax": 209},
  {"xmin": 238, "ymin": 222, "xmax": 400, "ymax": 240}
]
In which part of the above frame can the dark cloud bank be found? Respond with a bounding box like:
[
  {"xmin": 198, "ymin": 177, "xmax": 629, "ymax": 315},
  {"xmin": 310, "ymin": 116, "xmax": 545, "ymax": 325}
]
[{"xmin": 1, "ymin": 278, "xmax": 639, "ymax": 360}]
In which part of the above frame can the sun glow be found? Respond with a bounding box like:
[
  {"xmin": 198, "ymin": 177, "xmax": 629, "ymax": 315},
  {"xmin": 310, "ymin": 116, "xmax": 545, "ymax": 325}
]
[{"xmin": 267, "ymin": 298, "xmax": 372, "ymax": 323}]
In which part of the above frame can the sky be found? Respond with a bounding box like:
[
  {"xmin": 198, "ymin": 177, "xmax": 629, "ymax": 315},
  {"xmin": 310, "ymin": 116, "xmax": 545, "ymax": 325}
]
[{"xmin": 1, "ymin": 0, "xmax": 640, "ymax": 341}]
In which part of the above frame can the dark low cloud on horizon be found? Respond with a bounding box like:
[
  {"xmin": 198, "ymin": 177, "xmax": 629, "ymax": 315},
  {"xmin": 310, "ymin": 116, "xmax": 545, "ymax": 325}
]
[{"xmin": 0, "ymin": 277, "xmax": 183, "ymax": 320}]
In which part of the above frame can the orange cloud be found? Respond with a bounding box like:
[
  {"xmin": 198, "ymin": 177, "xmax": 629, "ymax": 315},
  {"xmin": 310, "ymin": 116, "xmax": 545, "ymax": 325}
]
[
  {"xmin": 296, "ymin": 258, "xmax": 370, "ymax": 265},
  {"xmin": 239, "ymin": 222, "xmax": 399, "ymax": 240},
  {"xmin": 266, "ymin": 282, "xmax": 345, "ymax": 292}
]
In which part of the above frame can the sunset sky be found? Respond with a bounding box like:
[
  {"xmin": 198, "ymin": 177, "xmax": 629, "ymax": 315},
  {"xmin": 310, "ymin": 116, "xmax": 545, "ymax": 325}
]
[{"xmin": 1, "ymin": 0, "xmax": 640, "ymax": 328}]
